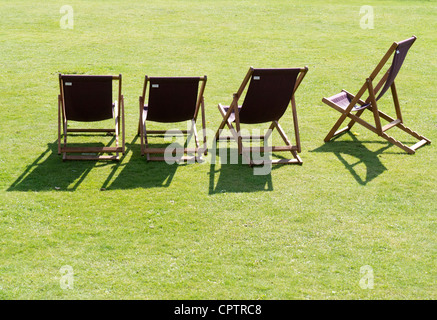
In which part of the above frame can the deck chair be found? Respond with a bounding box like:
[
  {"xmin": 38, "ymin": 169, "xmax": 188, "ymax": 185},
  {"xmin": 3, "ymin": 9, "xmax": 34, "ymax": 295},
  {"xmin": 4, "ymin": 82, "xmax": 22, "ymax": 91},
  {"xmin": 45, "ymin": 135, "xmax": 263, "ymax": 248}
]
[
  {"xmin": 214, "ymin": 66, "xmax": 308, "ymax": 166},
  {"xmin": 138, "ymin": 76, "xmax": 207, "ymax": 162},
  {"xmin": 323, "ymin": 36, "xmax": 431, "ymax": 154},
  {"xmin": 58, "ymin": 74, "xmax": 125, "ymax": 161}
]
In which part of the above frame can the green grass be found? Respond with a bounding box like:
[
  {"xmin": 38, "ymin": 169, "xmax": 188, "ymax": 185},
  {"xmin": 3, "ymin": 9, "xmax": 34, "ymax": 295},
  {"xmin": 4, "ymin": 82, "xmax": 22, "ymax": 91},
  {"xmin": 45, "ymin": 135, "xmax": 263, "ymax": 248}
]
[{"xmin": 0, "ymin": 0, "xmax": 436, "ymax": 299}]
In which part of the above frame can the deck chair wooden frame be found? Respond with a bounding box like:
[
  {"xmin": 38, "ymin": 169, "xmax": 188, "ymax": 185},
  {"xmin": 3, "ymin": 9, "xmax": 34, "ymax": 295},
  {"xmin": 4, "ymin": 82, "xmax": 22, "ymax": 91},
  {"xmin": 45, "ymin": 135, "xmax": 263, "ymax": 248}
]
[
  {"xmin": 58, "ymin": 74, "xmax": 125, "ymax": 161},
  {"xmin": 214, "ymin": 66, "xmax": 308, "ymax": 166},
  {"xmin": 138, "ymin": 76, "xmax": 207, "ymax": 162},
  {"xmin": 323, "ymin": 36, "xmax": 431, "ymax": 154}
]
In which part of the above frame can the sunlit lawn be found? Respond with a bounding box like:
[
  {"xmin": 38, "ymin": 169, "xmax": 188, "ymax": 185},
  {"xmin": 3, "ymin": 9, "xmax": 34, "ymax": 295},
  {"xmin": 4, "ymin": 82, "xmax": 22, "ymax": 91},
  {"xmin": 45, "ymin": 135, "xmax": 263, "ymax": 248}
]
[{"xmin": 0, "ymin": 0, "xmax": 435, "ymax": 299}]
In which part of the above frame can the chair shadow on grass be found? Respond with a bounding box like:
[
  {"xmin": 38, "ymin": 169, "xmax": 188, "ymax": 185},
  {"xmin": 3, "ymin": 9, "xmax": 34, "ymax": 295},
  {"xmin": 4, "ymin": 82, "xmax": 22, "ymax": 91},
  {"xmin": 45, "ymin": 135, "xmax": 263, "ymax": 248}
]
[
  {"xmin": 208, "ymin": 145, "xmax": 274, "ymax": 194},
  {"xmin": 7, "ymin": 140, "xmax": 109, "ymax": 192},
  {"xmin": 101, "ymin": 136, "xmax": 178, "ymax": 190},
  {"xmin": 8, "ymin": 137, "xmax": 180, "ymax": 192},
  {"xmin": 309, "ymin": 132, "xmax": 407, "ymax": 185}
]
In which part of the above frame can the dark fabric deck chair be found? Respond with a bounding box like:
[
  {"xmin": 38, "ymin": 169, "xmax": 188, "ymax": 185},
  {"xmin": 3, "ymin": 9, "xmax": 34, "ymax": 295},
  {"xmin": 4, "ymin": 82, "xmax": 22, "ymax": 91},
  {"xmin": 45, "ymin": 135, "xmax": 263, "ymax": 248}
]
[
  {"xmin": 138, "ymin": 76, "xmax": 207, "ymax": 162},
  {"xmin": 323, "ymin": 36, "xmax": 431, "ymax": 154},
  {"xmin": 214, "ymin": 67, "xmax": 308, "ymax": 166},
  {"xmin": 58, "ymin": 74, "xmax": 125, "ymax": 161}
]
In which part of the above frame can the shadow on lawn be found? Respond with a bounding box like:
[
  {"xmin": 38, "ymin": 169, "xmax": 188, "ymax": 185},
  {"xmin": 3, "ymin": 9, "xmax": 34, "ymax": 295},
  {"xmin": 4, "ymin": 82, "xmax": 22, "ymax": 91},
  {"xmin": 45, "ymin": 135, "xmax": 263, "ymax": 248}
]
[
  {"xmin": 9, "ymin": 138, "xmax": 282, "ymax": 192},
  {"xmin": 8, "ymin": 138, "xmax": 179, "ymax": 191},
  {"xmin": 208, "ymin": 148, "xmax": 274, "ymax": 194},
  {"xmin": 8, "ymin": 141, "xmax": 108, "ymax": 191},
  {"xmin": 101, "ymin": 137, "xmax": 178, "ymax": 190},
  {"xmin": 310, "ymin": 132, "xmax": 401, "ymax": 185}
]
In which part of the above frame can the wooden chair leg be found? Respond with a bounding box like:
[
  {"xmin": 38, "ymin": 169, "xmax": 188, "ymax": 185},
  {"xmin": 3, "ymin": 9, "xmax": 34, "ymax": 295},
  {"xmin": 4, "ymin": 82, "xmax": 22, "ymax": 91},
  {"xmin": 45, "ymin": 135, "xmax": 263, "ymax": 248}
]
[{"xmin": 324, "ymin": 113, "xmax": 349, "ymax": 142}]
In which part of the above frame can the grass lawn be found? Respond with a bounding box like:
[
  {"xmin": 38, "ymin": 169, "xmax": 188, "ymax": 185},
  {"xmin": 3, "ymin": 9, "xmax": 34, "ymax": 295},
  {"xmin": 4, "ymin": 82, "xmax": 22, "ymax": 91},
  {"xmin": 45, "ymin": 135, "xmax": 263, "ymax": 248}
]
[{"xmin": 0, "ymin": 0, "xmax": 435, "ymax": 299}]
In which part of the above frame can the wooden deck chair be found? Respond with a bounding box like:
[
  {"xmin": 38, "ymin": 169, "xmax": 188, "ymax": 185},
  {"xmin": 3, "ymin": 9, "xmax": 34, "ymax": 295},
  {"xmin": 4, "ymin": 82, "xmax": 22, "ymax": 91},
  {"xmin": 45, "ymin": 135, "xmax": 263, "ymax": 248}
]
[
  {"xmin": 214, "ymin": 67, "xmax": 308, "ymax": 166},
  {"xmin": 323, "ymin": 36, "xmax": 431, "ymax": 154},
  {"xmin": 58, "ymin": 74, "xmax": 125, "ymax": 161},
  {"xmin": 138, "ymin": 76, "xmax": 207, "ymax": 162}
]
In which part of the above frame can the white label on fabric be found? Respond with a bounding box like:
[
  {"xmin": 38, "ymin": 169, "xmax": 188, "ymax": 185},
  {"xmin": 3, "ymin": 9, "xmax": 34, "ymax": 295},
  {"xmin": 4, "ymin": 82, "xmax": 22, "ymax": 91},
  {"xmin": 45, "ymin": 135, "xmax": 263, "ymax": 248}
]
[
  {"xmin": 152, "ymin": 84, "xmax": 159, "ymax": 88},
  {"xmin": 65, "ymin": 82, "xmax": 72, "ymax": 86},
  {"xmin": 253, "ymin": 76, "xmax": 260, "ymax": 80}
]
